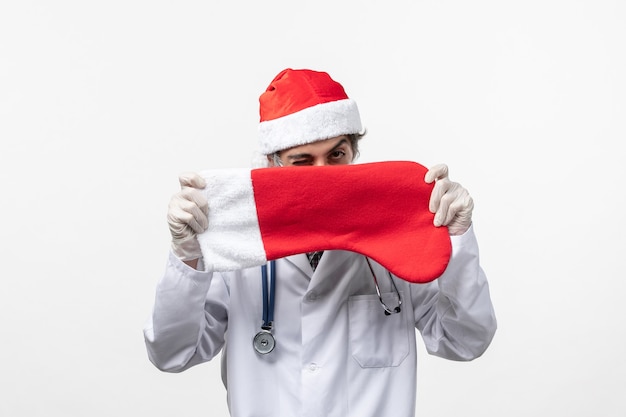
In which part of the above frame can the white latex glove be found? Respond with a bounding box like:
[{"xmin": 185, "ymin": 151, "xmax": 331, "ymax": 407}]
[
  {"xmin": 424, "ymin": 164, "xmax": 474, "ymax": 236},
  {"xmin": 167, "ymin": 172, "xmax": 209, "ymax": 260}
]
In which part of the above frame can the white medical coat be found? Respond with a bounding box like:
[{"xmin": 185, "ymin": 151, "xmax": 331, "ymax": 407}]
[{"xmin": 144, "ymin": 225, "xmax": 496, "ymax": 417}]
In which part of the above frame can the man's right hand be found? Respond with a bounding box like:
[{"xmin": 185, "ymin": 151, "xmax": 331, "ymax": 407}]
[{"xmin": 167, "ymin": 172, "xmax": 208, "ymax": 261}]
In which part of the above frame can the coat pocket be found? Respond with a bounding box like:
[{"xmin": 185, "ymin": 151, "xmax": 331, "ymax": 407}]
[{"xmin": 348, "ymin": 292, "xmax": 410, "ymax": 368}]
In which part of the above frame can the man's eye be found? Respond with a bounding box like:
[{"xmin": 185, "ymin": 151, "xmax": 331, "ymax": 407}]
[
  {"xmin": 330, "ymin": 150, "xmax": 346, "ymax": 160},
  {"xmin": 292, "ymin": 160, "xmax": 312, "ymax": 166}
]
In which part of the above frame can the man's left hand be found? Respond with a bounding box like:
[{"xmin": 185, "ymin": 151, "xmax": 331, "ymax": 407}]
[{"xmin": 424, "ymin": 164, "xmax": 474, "ymax": 236}]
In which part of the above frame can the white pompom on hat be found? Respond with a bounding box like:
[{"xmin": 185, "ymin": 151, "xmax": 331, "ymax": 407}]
[{"xmin": 257, "ymin": 68, "xmax": 364, "ymax": 155}]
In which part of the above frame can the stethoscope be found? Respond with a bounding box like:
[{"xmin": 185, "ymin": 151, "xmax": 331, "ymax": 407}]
[
  {"xmin": 253, "ymin": 260, "xmax": 277, "ymax": 354},
  {"xmin": 252, "ymin": 257, "xmax": 403, "ymax": 355}
]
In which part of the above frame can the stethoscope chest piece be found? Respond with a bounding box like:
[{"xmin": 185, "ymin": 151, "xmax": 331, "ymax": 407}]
[{"xmin": 253, "ymin": 329, "xmax": 275, "ymax": 354}]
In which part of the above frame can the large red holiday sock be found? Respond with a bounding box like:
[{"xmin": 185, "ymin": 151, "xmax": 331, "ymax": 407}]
[{"xmin": 196, "ymin": 161, "xmax": 451, "ymax": 283}]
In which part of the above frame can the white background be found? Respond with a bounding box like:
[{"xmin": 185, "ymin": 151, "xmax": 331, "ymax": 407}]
[{"xmin": 1, "ymin": 1, "xmax": 624, "ymax": 416}]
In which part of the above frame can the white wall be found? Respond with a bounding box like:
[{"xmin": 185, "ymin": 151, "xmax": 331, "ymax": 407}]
[{"xmin": 1, "ymin": 1, "xmax": 624, "ymax": 416}]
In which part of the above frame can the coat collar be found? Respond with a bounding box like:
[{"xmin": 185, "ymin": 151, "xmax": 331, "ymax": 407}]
[
  {"xmin": 283, "ymin": 251, "xmax": 356, "ymax": 282},
  {"xmin": 284, "ymin": 253, "xmax": 313, "ymax": 278}
]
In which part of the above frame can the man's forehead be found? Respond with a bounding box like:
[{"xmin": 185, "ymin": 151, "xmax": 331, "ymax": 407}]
[{"xmin": 282, "ymin": 136, "xmax": 349, "ymax": 155}]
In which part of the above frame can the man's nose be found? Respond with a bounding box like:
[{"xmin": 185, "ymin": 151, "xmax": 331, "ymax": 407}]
[{"xmin": 312, "ymin": 158, "xmax": 328, "ymax": 167}]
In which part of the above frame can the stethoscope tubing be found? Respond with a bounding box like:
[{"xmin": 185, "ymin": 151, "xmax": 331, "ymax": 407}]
[{"xmin": 260, "ymin": 260, "xmax": 276, "ymax": 329}]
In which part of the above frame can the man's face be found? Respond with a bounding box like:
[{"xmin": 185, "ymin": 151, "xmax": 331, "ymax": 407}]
[{"xmin": 268, "ymin": 135, "xmax": 354, "ymax": 167}]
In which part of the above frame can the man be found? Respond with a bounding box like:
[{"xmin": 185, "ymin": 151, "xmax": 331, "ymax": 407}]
[{"xmin": 144, "ymin": 68, "xmax": 496, "ymax": 417}]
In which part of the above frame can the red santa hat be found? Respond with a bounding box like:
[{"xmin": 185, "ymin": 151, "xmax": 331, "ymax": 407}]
[{"xmin": 257, "ymin": 68, "xmax": 364, "ymax": 155}]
